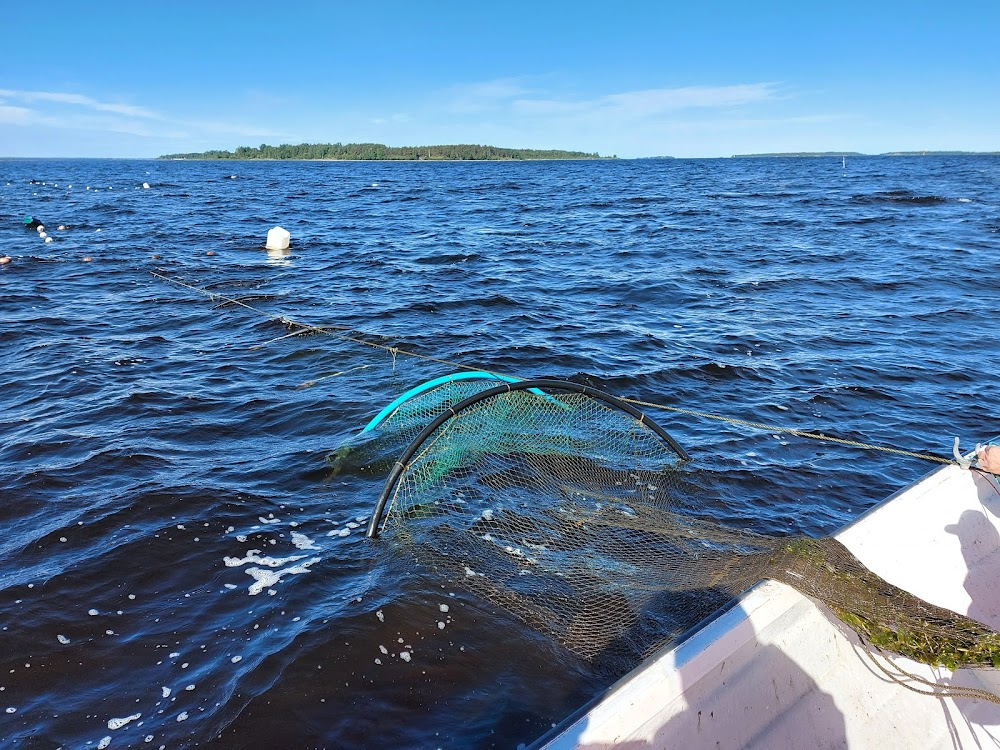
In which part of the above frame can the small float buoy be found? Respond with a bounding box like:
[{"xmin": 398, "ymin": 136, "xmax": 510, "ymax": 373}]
[
  {"xmin": 0, "ymin": 256, "xmax": 11, "ymax": 265},
  {"xmin": 82, "ymin": 256, "xmax": 93, "ymax": 262},
  {"xmin": 44, "ymin": 236, "xmax": 53, "ymax": 243},
  {"xmin": 206, "ymin": 250, "xmax": 216, "ymax": 256},
  {"xmin": 151, "ymin": 254, "xmax": 160, "ymax": 260},
  {"xmin": 39, "ymin": 231, "xmax": 47, "ymax": 238},
  {"xmin": 265, "ymin": 226, "xmax": 290, "ymax": 251},
  {"xmin": 57, "ymin": 225, "xmax": 66, "ymax": 231},
  {"xmin": 142, "ymin": 183, "xmax": 150, "ymax": 189}
]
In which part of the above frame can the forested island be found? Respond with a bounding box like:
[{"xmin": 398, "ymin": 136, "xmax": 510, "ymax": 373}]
[
  {"xmin": 160, "ymin": 143, "xmax": 612, "ymax": 160},
  {"xmin": 881, "ymin": 150, "xmax": 1000, "ymax": 156},
  {"xmin": 734, "ymin": 151, "xmax": 1000, "ymax": 158}
]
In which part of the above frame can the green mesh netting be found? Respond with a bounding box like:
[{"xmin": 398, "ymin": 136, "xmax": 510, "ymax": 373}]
[{"xmin": 364, "ymin": 377, "xmax": 1000, "ymax": 687}]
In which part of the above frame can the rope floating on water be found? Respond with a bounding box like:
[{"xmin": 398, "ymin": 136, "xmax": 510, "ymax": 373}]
[{"xmin": 150, "ymin": 270, "xmax": 955, "ymax": 466}]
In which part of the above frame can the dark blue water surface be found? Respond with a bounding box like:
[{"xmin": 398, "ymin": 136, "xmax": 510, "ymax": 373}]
[{"xmin": 0, "ymin": 157, "xmax": 997, "ymax": 749}]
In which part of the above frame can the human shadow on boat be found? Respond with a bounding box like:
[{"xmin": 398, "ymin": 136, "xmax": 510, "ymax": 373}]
[{"xmin": 942, "ymin": 475, "xmax": 1000, "ymax": 734}]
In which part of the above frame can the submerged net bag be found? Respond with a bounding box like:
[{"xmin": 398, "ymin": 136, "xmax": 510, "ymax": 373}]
[{"xmin": 363, "ymin": 377, "xmax": 1000, "ymax": 683}]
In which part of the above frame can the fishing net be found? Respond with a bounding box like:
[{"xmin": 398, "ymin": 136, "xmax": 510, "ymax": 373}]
[
  {"xmin": 327, "ymin": 373, "xmax": 531, "ymax": 479},
  {"xmin": 364, "ymin": 377, "xmax": 1000, "ymax": 682}
]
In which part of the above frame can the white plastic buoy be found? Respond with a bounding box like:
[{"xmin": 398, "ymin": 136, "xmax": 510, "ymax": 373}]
[
  {"xmin": 36, "ymin": 225, "xmax": 44, "ymax": 233},
  {"xmin": 142, "ymin": 182, "xmax": 150, "ymax": 189},
  {"xmin": 265, "ymin": 226, "xmax": 290, "ymax": 251},
  {"xmin": 39, "ymin": 231, "xmax": 47, "ymax": 238},
  {"xmin": 44, "ymin": 236, "xmax": 53, "ymax": 243}
]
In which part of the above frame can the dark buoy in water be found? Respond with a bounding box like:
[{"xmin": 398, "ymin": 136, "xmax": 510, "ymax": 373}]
[{"xmin": 22, "ymin": 215, "xmax": 44, "ymax": 230}]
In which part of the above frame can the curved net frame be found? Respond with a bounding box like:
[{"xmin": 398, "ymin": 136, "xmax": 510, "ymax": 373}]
[{"xmin": 369, "ymin": 378, "xmax": 1000, "ymax": 679}]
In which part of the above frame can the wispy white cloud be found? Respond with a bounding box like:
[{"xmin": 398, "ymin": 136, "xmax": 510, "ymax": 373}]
[
  {"xmin": 0, "ymin": 104, "xmax": 34, "ymax": 125},
  {"xmin": 443, "ymin": 77, "xmax": 540, "ymax": 114},
  {"xmin": 0, "ymin": 87, "xmax": 284, "ymax": 154},
  {"xmin": 0, "ymin": 88, "xmax": 162, "ymax": 119},
  {"xmin": 512, "ymin": 83, "xmax": 781, "ymax": 119}
]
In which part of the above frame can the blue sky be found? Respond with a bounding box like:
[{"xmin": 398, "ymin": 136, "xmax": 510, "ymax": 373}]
[{"xmin": 2, "ymin": 1, "xmax": 997, "ymax": 158}]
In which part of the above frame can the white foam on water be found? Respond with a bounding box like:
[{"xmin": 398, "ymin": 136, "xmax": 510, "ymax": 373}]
[
  {"xmin": 224, "ymin": 550, "xmax": 306, "ymax": 568},
  {"xmin": 57, "ymin": 634, "xmax": 70, "ymax": 644},
  {"xmin": 399, "ymin": 651, "xmax": 411, "ymax": 662},
  {"xmin": 379, "ymin": 645, "xmax": 388, "ymax": 654},
  {"xmin": 345, "ymin": 522, "xmax": 360, "ymax": 530},
  {"xmin": 439, "ymin": 604, "xmax": 449, "ymax": 613},
  {"xmin": 376, "ymin": 610, "xmax": 384, "ymax": 622},
  {"xmin": 98, "ymin": 736, "xmax": 111, "ymax": 749},
  {"xmin": 246, "ymin": 558, "xmax": 320, "ymax": 595},
  {"xmin": 108, "ymin": 713, "xmax": 141, "ymax": 730},
  {"xmin": 231, "ymin": 655, "xmax": 242, "ymax": 663},
  {"xmin": 437, "ymin": 622, "xmax": 445, "ymax": 630},
  {"xmin": 176, "ymin": 711, "xmax": 188, "ymax": 722},
  {"xmin": 329, "ymin": 528, "xmax": 350, "ymax": 538},
  {"xmin": 161, "ymin": 687, "xmax": 171, "ymax": 698},
  {"xmin": 258, "ymin": 516, "xmax": 281, "ymax": 525},
  {"xmin": 5, "ymin": 707, "xmax": 16, "ymax": 713},
  {"xmin": 88, "ymin": 609, "xmax": 99, "ymax": 616},
  {"xmin": 290, "ymin": 532, "xmax": 318, "ymax": 550}
]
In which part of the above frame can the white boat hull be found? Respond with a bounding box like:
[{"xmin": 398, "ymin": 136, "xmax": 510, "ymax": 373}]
[{"xmin": 538, "ymin": 463, "xmax": 1000, "ymax": 749}]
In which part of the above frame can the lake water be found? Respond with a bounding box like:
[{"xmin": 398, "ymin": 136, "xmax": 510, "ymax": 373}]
[{"xmin": 0, "ymin": 156, "xmax": 996, "ymax": 749}]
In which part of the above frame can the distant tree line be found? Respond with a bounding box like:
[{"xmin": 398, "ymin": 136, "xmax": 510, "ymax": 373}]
[{"xmin": 160, "ymin": 143, "xmax": 612, "ymax": 161}]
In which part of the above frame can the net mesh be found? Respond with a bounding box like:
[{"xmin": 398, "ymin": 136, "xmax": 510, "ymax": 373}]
[{"xmin": 371, "ymin": 380, "xmax": 1000, "ymax": 676}]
